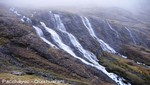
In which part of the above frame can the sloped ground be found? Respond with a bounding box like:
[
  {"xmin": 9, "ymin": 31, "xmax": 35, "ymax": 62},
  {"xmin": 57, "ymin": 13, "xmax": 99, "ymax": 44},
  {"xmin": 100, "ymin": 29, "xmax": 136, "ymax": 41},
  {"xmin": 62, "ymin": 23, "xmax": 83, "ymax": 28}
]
[
  {"xmin": 98, "ymin": 51, "xmax": 150, "ymax": 85},
  {"xmin": 0, "ymin": 5, "xmax": 115, "ymax": 85},
  {"xmin": 0, "ymin": 3, "xmax": 150, "ymax": 85},
  {"xmin": 57, "ymin": 6, "xmax": 150, "ymax": 85}
]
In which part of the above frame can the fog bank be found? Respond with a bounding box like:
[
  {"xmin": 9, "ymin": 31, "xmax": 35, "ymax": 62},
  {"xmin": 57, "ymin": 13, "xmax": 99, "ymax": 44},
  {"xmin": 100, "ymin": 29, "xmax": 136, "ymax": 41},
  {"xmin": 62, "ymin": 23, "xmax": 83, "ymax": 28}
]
[{"xmin": 0, "ymin": 0, "xmax": 149, "ymax": 11}]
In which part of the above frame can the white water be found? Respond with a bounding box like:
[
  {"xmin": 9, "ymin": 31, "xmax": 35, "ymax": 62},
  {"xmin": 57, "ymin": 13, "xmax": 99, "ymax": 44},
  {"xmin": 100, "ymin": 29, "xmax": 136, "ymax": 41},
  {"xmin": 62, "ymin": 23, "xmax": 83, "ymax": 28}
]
[
  {"xmin": 22, "ymin": 16, "xmax": 32, "ymax": 23},
  {"xmin": 51, "ymin": 14, "xmax": 130, "ymax": 85},
  {"xmin": 9, "ymin": 8, "xmax": 32, "ymax": 24},
  {"xmin": 125, "ymin": 27, "xmax": 136, "ymax": 45},
  {"xmin": 41, "ymin": 20, "xmax": 130, "ymax": 85},
  {"xmin": 53, "ymin": 14, "xmax": 99, "ymax": 64},
  {"xmin": 10, "ymin": 8, "xmax": 131, "ymax": 85},
  {"xmin": 33, "ymin": 26, "xmax": 56, "ymax": 48},
  {"xmin": 81, "ymin": 16, "xmax": 131, "ymax": 85},
  {"xmin": 92, "ymin": 18, "xmax": 127, "ymax": 59},
  {"xmin": 10, "ymin": 8, "xmax": 21, "ymax": 16},
  {"xmin": 81, "ymin": 17, "xmax": 128, "ymax": 59},
  {"xmin": 40, "ymin": 22, "xmax": 79, "ymax": 57},
  {"xmin": 106, "ymin": 20, "xmax": 119, "ymax": 38},
  {"xmin": 14, "ymin": 11, "xmax": 21, "ymax": 16},
  {"xmin": 41, "ymin": 21, "xmax": 99, "ymax": 65},
  {"xmin": 137, "ymin": 62, "xmax": 150, "ymax": 68},
  {"xmin": 10, "ymin": 8, "xmax": 56, "ymax": 48},
  {"xmin": 118, "ymin": 54, "xmax": 127, "ymax": 59},
  {"xmin": 40, "ymin": 22, "xmax": 99, "ymax": 66},
  {"xmin": 81, "ymin": 16, "xmax": 116, "ymax": 53}
]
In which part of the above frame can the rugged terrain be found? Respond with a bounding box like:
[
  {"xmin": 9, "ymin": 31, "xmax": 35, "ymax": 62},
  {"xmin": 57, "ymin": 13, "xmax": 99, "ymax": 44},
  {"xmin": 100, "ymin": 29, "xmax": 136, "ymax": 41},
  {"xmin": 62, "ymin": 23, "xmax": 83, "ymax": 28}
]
[{"xmin": 0, "ymin": 3, "xmax": 150, "ymax": 85}]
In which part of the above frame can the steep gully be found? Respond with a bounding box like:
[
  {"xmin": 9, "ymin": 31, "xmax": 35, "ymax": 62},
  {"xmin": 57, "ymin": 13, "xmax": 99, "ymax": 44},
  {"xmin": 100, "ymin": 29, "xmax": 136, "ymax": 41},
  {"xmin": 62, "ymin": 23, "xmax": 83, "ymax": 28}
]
[{"xmin": 10, "ymin": 8, "xmax": 143, "ymax": 85}]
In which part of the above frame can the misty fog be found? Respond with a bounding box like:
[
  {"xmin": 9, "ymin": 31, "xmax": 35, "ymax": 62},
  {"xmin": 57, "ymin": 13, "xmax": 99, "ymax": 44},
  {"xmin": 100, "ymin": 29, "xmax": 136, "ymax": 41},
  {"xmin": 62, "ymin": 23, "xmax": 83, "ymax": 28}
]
[
  {"xmin": 0, "ymin": 0, "xmax": 149, "ymax": 15},
  {"xmin": 0, "ymin": 0, "xmax": 146, "ymax": 9}
]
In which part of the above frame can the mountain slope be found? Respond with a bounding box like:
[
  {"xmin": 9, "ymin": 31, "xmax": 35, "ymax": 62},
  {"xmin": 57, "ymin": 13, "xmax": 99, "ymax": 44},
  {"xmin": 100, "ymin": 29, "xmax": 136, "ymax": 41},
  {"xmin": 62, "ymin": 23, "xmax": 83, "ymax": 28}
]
[
  {"xmin": 0, "ymin": 4, "xmax": 150, "ymax": 85},
  {"xmin": 0, "ymin": 5, "xmax": 116, "ymax": 85}
]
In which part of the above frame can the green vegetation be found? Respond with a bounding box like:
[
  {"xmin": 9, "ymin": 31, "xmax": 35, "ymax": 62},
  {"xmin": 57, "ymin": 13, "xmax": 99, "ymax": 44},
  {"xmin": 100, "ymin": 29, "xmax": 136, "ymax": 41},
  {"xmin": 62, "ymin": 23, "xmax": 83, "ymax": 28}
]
[{"xmin": 98, "ymin": 52, "xmax": 150, "ymax": 85}]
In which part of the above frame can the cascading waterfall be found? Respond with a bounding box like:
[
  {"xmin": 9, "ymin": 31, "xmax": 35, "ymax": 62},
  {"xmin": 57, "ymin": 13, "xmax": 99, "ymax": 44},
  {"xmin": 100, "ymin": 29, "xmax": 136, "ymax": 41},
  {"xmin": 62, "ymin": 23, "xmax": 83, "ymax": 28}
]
[
  {"xmin": 21, "ymin": 16, "xmax": 32, "ymax": 23},
  {"xmin": 10, "ymin": 8, "xmax": 32, "ymax": 24},
  {"xmin": 10, "ymin": 8, "xmax": 56, "ymax": 48},
  {"xmin": 10, "ymin": 8, "xmax": 131, "ymax": 85},
  {"xmin": 33, "ymin": 26, "xmax": 56, "ymax": 47},
  {"xmin": 40, "ymin": 22, "xmax": 78, "ymax": 57},
  {"xmin": 40, "ymin": 22, "xmax": 102, "ymax": 66},
  {"xmin": 106, "ymin": 20, "xmax": 119, "ymax": 38},
  {"xmin": 81, "ymin": 16, "xmax": 131, "ymax": 85},
  {"xmin": 81, "ymin": 16, "xmax": 116, "ymax": 53},
  {"xmin": 81, "ymin": 17, "xmax": 127, "ymax": 59},
  {"xmin": 40, "ymin": 22, "xmax": 99, "ymax": 65},
  {"xmin": 49, "ymin": 13, "xmax": 130, "ymax": 85},
  {"xmin": 125, "ymin": 27, "xmax": 136, "ymax": 45},
  {"xmin": 53, "ymin": 14, "xmax": 99, "ymax": 64}
]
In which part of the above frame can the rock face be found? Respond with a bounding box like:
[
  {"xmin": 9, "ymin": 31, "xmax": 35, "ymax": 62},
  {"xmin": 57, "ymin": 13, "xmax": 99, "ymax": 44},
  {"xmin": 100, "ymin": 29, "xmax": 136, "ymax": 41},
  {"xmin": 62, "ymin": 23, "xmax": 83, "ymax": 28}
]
[{"xmin": 0, "ymin": 4, "xmax": 150, "ymax": 85}]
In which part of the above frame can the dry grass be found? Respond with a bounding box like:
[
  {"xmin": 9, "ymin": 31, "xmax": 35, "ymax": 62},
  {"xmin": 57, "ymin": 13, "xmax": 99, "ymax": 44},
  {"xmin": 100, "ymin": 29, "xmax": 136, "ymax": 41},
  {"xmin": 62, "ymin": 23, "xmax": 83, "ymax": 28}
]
[
  {"xmin": 98, "ymin": 52, "xmax": 150, "ymax": 85},
  {"xmin": 0, "ymin": 73, "xmax": 71, "ymax": 85},
  {"xmin": 122, "ymin": 45, "xmax": 150, "ymax": 65}
]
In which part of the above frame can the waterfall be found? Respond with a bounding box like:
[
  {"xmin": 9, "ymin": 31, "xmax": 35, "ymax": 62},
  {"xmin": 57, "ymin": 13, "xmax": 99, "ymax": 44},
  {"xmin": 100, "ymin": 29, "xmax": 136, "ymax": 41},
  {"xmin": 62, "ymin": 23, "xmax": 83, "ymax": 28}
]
[
  {"xmin": 33, "ymin": 26, "xmax": 56, "ymax": 47},
  {"xmin": 54, "ymin": 14, "xmax": 67, "ymax": 31},
  {"xmin": 40, "ymin": 22, "xmax": 101, "ymax": 66},
  {"xmin": 81, "ymin": 17, "xmax": 128, "ymax": 59},
  {"xmin": 81, "ymin": 16, "xmax": 116, "ymax": 53},
  {"xmin": 41, "ymin": 21, "xmax": 99, "ymax": 65},
  {"xmin": 40, "ymin": 22, "xmax": 79, "ymax": 57},
  {"xmin": 21, "ymin": 16, "xmax": 32, "ymax": 23},
  {"xmin": 10, "ymin": 8, "xmax": 131, "ymax": 85},
  {"xmin": 106, "ymin": 20, "xmax": 119, "ymax": 38},
  {"xmin": 125, "ymin": 27, "xmax": 136, "ymax": 45},
  {"xmin": 10, "ymin": 8, "xmax": 55, "ymax": 47},
  {"xmin": 51, "ymin": 13, "xmax": 130, "ymax": 85},
  {"xmin": 10, "ymin": 8, "xmax": 21, "ymax": 16},
  {"xmin": 41, "ymin": 21, "xmax": 130, "ymax": 85},
  {"xmin": 53, "ymin": 14, "xmax": 100, "ymax": 64},
  {"xmin": 81, "ymin": 16, "xmax": 131, "ymax": 85},
  {"xmin": 9, "ymin": 8, "xmax": 32, "ymax": 24}
]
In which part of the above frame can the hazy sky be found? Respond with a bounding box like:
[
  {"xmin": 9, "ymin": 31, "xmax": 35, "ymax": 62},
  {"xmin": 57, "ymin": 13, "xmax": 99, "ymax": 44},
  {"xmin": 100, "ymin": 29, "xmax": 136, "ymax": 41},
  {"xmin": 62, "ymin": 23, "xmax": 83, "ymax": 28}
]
[{"xmin": 0, "ymin": 0, "xmax": 146, "ymax": 10}]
